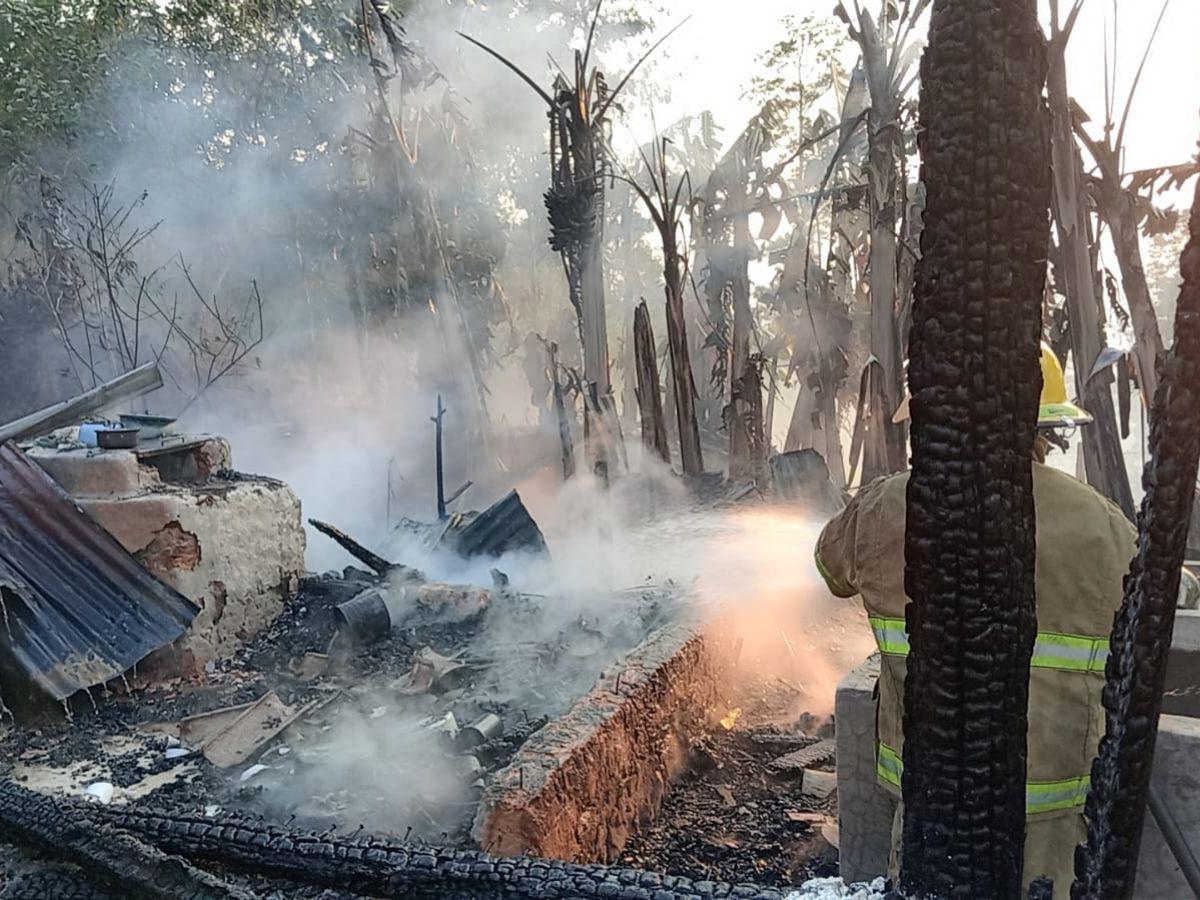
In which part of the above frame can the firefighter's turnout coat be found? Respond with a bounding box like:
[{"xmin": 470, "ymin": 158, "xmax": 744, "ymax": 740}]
[{"xmin": 815, "ymin": 463, "xmax": 1145, "ymax": 897}]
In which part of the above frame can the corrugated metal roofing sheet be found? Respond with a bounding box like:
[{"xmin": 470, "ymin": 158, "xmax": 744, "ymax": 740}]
[
  {"xmin": 0, "ymin": 442, "xmax": 199, "ymax": 699},
  {"xmin": 451, "ymin": 490, "xmax": 548, "ymax": 559}
]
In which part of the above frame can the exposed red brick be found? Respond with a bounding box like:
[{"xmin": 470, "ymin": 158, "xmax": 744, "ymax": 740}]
[
  {"xmin": 135, "ymin": 521, "xmax": 201, "ymax": 578},
  {"xmin": 473, "ymin": 624, "xmax": 732, "ymax": 863}
]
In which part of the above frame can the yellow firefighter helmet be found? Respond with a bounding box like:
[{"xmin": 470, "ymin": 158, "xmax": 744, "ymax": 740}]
[
  {"xmin": 1039, "ymin": 343, "xmax": 1093, "ymax": 428},
  {"xmin": 891, "ymin": 344, "xmax": 1093, "ymax": 427}
]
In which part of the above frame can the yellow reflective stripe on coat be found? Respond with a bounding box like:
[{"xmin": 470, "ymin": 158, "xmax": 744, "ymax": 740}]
[
  {"xmin": 1026, "ymin": 775, "xmax": 1092, "ymax": 814},
  {"xmin": 875, "ymin": 743, "xmax": 1091, "ymax": 814},
  {"xmin": 868, "ymin": 621, "xmax": 1108, "ymax": 673},
  {"xmin": 877, "ymin": 742, "xmax": 904, "ymax": 788},
  {"xmin": 814, "ymin": 547, "xmax": 855, "ymax": 597},
  {"xmin": 1031, "ymin": 632, "xmax": 1109, "ymax": 672},
  {"xmin": 869, "ymin": 617, "xmax": 911, "ymax": 657}
]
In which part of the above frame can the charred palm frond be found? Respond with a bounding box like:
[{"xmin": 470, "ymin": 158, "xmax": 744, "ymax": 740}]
[
  {"xmin": 902, "ymin": 0, "xmax": 1050, "ymax": 896},
  {"xmin": 1072, "ymin": 176, "xmax": 1200, "ymax": 900}
]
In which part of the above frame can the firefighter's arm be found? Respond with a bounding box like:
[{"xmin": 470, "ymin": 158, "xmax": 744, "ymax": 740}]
[
  {"xmin": 1181, "ymin": 567, "xmax": 1200, "ymax": 610},
  {"xmin": 815, "ymin": 497, "xmax": 861, "ymax": 599}
]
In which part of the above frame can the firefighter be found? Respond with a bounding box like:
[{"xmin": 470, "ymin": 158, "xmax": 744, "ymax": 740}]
[{"xmin": 814, "ymin": 344, "xmax": 1199, "ymax": 897}]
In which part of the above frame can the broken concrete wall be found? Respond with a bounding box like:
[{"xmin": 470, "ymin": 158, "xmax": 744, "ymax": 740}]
[
  {"xmin": 472, "ymin": 623, "xmax": 733, "ymax": 864},
  {"xmin": 29, "ymin": 438, "xmax": 305, "ymax": 673}
]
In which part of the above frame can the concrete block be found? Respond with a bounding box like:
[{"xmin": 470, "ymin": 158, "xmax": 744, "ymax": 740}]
[
  {"xmin": 835, "ymin": 654, "xmax": 896, "ymax": 885},
  {"xmin": 1163, "ymin": 611, "xmax": 1200, "ymax": 718},
  {"xmin": 836, "ymin": 660, "xmax": 1200, "ymax": 898},
  {"xmin": 1134, "ymin": 714, "xmax": 1200, "ymax": 899}
]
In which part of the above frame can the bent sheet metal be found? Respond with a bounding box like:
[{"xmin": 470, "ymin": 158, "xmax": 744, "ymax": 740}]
[{"xmin": 0, "ymin": 441, "xmax": 198, "ymax": 700}]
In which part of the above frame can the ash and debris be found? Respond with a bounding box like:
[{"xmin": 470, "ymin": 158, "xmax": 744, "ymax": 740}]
[
  {"xmin": 785, "ymin": 878, "xmax": 889, "ymax": 900},
  {"xmin": 620, "ymin": 677, "xmax": 840, "ymax": 889},
  {"xmin": 0, "ymin": 558, "xmax": 684, "ymax": 848},
  {"xmin": 0, "ymin": 465, "xmax": 867, "ymax": 897}
]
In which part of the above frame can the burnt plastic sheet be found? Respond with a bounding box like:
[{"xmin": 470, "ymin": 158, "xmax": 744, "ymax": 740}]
[{"xmin": 0, "ymin": 441, "xmax": 198, "ymax": 699}]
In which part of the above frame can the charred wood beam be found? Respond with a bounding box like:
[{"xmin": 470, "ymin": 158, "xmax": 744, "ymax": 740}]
[
  {"xmin": 35, "ymin": 788, "xmax": 792, "ymax": 900},
  {"xmin": 1072, "ymin": 179, "xmax": 1200, "ymax": 899},
  {"xmin": 902, "ymin": 0, "xmax": 1050, "ymax": 897},
  {"xmin": 633, "ymin": 301, "xmax": 671, "ymax": 465},
  {"xmin": 308, "ymin": 519, "xmax": 394, "ymax": 576},
  {"xmin": 0, "ymin": 781, "xmax": 253, "ymax": 899}
]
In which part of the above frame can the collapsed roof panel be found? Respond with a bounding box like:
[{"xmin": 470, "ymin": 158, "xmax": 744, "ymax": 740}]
[
  {"xmin": 0, "ymin": 441, "xmax": 199, "ymax": 700},
  {"xmin": 449, "ymin": 490, "xmax": 548, "ymax": 559}
]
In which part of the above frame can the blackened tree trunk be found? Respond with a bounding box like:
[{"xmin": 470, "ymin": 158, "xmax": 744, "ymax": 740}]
[
  {"xmin": 727, "ymin": 240, "xmax": 759, "ymax": 481},
  {"xmin": 665, "ymin": 248, "xmax": 704, "ymax": 476},
  {"xmin": 1072, "ymin": 179, "xmax": 1200, "ymax": 900},
  {"xmin": 901, "ymin": 1, "xmax": 1050, "ymax": 896},
  {"xmin": 633, "ymin": 301, "xmax": 671, "ymax": 465},
  {"xmin": 545, "ymin": 339, "xmax": 575, "ymax": 480}
]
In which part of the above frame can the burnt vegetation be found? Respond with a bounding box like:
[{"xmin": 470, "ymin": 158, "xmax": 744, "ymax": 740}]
[
  {"xmin": 0, "ymin": 1, "xmax": 1198, "ymax": 899},
  {"xmin": 901, "ymin": 0, "xmax": 1050, "ymax": 895}
]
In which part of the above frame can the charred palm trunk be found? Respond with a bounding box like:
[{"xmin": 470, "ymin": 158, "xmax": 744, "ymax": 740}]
[
  {"xmin": 728, "ymin": 168, "xmax": 759, "ymax": 482},
  {"xmin": 546, "ymin": 82, "xmax": 617, "ymax": 479},
  {"xmin": 629, "ymin": 139, "xmax": 704, "ymax": 476},
  {"xmin": 864, "ymin": 107, "xmax": 908, "ymax": 480},
  {"xmin": 664, "ymin": 229, "xmax": 704, "ymax": 476},
  {"xmin": 901, "ymin": 1, "xmax": 1050, "ymax": 896},
  {"xmin": 1072, "ymin": 183, "xmax": 1200, "ymax": 900},
  {"xmin": 633, "ymin": 301, "xmax": 671, "ymax": 465}
]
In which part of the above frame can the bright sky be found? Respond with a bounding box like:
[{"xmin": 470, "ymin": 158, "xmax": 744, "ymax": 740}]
[{"xmin": 636, "ymin": 0, "xmax": 1200, "ymax": 173}]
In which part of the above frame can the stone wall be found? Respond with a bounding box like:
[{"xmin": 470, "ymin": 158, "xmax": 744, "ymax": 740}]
[{"xmin": 472, "ymin": 623, "xmax": 733, "ymax": 864}]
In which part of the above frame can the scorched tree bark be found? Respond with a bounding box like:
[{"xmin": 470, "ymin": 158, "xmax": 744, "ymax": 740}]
[
  {"xmin": 1072, "ymin": 173, "xmax": 1200, "ymax": 900},
  {"xmin": 902, "ymin": 0, "xmax": 1050, "ymax": 896}
]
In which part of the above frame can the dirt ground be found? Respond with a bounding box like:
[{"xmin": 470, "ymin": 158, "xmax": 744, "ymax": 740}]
[{"xmin": 619, "ymin": 676, "xmax": 841, "ymax": 889}]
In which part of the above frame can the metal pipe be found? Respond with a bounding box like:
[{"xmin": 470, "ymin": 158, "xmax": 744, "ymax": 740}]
[{"xmin": 1149, "ymin": 783, "xmax": 1200, "ymax": 898}]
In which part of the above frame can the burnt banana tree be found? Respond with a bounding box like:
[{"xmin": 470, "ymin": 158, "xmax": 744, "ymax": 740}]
[
  {"xmin": 902, "ymin": 0, "xmax": 1050, "ymax": 897},
  {"xmin": 459, "ymin": 4, "xmax": 685, "ymax": 479},
  {"xmin": 1072, "ymin": 174, "xmax": 1200, "ymax": 899},
  {"xmin": 620, "ymin": 138, "xmax": 704, "ymax": 476},
  {"xmin": 1045, "ymin": 0, "xmax": 1135, "ymax": 520},
  {"xmin": 835, "ymin": 0, "xmax": 930, "ymax": 482}
]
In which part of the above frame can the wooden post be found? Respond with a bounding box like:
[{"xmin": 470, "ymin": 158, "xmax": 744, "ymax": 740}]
[
  {"xmin": 431, "ymin": 395, "xmax": 446, "ymax": 520},
  {"xmin": 633, "ymin": 301, "xmax": 671, "ymax": 465},
  {"xmin": 544, "ymin": 340, "xmax": 575, "ymax": 480}
]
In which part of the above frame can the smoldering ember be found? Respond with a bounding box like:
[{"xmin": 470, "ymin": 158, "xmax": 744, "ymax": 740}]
[{"xmin": 1, "ymin": 3, "xmax": 1199, "ymax": 900}]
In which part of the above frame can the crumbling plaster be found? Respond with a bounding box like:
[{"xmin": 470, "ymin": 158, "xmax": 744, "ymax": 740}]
[{"xmin": 28, "ymin": 439, "xmax": 305, "ymax": 672}]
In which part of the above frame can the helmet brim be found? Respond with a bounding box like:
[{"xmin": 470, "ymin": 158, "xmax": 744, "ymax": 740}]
[{"xmin": 1038, "ymin": 402, "xmax": 1093, "ymax": 428}]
